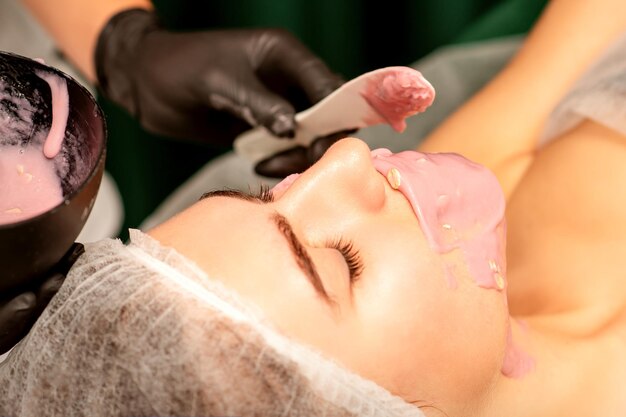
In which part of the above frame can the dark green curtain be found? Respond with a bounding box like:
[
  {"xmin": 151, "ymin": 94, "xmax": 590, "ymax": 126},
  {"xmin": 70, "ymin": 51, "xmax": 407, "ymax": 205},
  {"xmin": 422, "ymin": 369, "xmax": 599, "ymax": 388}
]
[{"xmin": 102, "ymin": 0, "xmax": 547, "ymax": 238}]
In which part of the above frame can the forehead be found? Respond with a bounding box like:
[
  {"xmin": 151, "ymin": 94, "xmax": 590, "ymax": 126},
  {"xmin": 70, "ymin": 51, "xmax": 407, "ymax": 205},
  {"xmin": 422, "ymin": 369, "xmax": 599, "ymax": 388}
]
[
  {"xmin": 194, "ymin": 195, "xmax": 270, "ymax": 238},
  {"xmin": 180, "ymin": 197, "xmax": 284, "ymax": 281}
]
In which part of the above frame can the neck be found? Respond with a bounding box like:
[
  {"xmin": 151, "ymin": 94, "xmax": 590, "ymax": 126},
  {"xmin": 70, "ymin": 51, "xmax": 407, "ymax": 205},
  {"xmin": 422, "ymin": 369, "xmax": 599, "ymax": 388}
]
[
  {"xmin": 445, "ymin": 317, "xmax": 539, "ymax": 417},
  {"xmin": 478, "ymin": 309, "xmax": 609, "ymax": 417}
]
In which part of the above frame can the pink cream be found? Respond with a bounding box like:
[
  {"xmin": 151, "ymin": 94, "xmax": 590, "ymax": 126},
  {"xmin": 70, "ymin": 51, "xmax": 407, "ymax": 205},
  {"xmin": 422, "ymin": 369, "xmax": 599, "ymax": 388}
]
[
  {"xmin": 501, "ymin": 322, "xmax": 535, "ymax": 378},
  {"xmin": 35, "ymin": 70, "xmax": 69, "ymax": 159},
  {"xmin": 0, "ymin": 145, "xmax": 63, "ymax": 225},
  {"xmin": 0, "ymin": 67, "xmax": 68, "ymax": 225},
  {"xmin": 362, "ymin": 67, "xmax": 435, "ymax": 132},
  {"xmin": 371, "ymin": 148, "xmax": 507, "ymax": 291}
]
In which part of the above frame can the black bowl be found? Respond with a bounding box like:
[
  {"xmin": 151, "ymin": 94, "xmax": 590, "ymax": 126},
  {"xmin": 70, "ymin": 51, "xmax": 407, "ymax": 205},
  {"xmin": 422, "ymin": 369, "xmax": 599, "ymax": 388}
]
[{"xmin": 0, "ymin": 52, "xmax": 106, "ymax": 294}]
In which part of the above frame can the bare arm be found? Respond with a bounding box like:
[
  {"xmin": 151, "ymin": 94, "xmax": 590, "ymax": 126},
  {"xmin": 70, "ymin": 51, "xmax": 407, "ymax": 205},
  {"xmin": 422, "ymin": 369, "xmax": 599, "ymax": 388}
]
[
  {"xmin": 21, "ymin": 0, "xmax": 152, "ymax": 82},
  {"xmin": 419, "ymin": 0, "xmax": 626, "ymax": 193}
]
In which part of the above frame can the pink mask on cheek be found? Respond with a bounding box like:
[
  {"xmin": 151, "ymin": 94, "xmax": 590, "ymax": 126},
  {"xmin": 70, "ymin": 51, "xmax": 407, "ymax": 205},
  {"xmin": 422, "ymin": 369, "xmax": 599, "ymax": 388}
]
[{"xmin": 371, "ymin": 148, "xmax": 507, "ymax": 292}]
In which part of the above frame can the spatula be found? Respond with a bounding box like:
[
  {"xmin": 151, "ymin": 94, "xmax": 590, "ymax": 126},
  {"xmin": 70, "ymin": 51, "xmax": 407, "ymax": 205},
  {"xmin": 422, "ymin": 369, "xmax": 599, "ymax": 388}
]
[{"xmin": 234, "ymin": 66, "xmax": 436, "ymax": 164}]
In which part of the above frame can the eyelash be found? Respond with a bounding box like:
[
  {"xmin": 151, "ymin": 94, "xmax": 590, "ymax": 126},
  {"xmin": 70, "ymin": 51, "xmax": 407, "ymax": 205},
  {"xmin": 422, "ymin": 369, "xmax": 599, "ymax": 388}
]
[
  {"xmin": 253, "ymin": 185, "xmax": 275, "ymax": 203},
  {"xmin": 329, "ymin": 238, "xmax": 364, "ymax": 282}
]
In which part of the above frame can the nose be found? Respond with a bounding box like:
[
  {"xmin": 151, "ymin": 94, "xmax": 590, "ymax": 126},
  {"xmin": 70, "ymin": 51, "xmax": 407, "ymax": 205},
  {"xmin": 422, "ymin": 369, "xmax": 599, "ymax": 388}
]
[{"xmin": 278, "ymin": 137, "xmax": 386, "ymax": 219}]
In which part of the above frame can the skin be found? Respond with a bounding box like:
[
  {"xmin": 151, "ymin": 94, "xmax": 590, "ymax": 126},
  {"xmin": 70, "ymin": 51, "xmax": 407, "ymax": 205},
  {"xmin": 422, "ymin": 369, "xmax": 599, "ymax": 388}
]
[{"xmin": 22, "ymin": 0, "xmax": 152, "ymax": 81}]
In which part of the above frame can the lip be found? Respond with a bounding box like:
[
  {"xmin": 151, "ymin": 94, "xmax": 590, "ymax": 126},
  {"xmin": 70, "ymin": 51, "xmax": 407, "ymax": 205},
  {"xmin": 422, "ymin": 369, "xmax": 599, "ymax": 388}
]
[{"xmin": 371, "ymin": 148, "xmax": 507, "ymax": 290}]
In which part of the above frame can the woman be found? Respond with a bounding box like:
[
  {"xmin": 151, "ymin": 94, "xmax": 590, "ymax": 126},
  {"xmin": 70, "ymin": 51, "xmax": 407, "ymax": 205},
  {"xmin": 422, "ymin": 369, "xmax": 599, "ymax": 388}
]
[
  {"xmin": 151, "ymin": 0, "xmax": 626, "ymax": 413},
  {"xmin": 2, "ymin": 0, "xmax": 626, "ymax": 415}
]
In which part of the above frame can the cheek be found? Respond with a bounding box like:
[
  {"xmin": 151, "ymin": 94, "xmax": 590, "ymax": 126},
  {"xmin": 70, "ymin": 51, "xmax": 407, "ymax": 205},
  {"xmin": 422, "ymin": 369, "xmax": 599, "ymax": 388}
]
[
  {"xmin": 343, "ymin": 254, "xmax": 447, "ymax": 389},
  {"xmin": 347, "ymin": 254, "xmax": 507, "ymax": 402},
  {"xmin": 437, "ymin": 287, "xmax": 508, "ymax": 402}
]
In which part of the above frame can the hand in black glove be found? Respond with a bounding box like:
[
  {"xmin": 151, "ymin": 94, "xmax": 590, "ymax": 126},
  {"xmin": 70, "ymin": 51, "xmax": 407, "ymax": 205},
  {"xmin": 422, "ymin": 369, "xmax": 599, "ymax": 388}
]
[
  {"xmin": 95, "ymin": 8, "xmax": 343, "ymax": 150},
  {"xmin": 0, "ymin": 243, "xmax": 84, "ymax": 354}
]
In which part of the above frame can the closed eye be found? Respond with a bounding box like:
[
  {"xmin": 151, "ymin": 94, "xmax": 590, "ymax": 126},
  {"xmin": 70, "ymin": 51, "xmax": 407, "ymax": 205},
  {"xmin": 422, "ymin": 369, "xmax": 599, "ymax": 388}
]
[{"xmin": 329, "ymin": 238, "xmax": 364, "ymax": 283}]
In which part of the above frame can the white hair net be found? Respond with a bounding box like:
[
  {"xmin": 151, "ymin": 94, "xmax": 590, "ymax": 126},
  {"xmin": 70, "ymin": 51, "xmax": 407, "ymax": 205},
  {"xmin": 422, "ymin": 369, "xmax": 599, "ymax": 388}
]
[{"xmin": 0, "ymin": 230, "xmax": 425, "ymax": 417}]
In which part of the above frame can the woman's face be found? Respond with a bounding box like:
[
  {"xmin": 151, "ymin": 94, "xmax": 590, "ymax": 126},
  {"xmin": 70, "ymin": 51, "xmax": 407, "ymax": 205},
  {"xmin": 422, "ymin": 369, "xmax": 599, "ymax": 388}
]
[{"xmin": 150, "ymin": 138, "xmax": 509, "ymax": 410}]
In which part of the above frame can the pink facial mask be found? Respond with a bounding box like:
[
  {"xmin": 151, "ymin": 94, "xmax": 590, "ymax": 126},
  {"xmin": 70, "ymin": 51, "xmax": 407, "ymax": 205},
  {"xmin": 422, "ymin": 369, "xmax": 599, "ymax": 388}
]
[{"xmin": 371, "ymin": 148, "xmax": 507, "ymax": 291}]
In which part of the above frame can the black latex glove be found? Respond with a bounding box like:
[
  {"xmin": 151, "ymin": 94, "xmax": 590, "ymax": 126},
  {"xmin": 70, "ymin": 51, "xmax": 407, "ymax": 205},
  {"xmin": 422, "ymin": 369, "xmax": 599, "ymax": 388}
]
[
  {"xmin": 95, "ymin": 8, "xmax": 343, "ymax": 150},
  {"xmin": 0, "ymin": 243, "xmax": 84, "ymax": 354}
]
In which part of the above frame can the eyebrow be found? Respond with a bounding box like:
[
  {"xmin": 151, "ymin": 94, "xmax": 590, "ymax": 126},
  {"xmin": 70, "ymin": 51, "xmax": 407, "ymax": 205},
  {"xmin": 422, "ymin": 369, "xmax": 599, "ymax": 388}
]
[
  {"xmin": 199, "ymin": 188, "xmax": 266, "ymax": 202},
  {"xmin": 271, "ymin": 213, "xmax": 332, "ymax": 303},
  {"xmin": 199, "ymin": 189, "xmax": 333, "ymax": 304}
]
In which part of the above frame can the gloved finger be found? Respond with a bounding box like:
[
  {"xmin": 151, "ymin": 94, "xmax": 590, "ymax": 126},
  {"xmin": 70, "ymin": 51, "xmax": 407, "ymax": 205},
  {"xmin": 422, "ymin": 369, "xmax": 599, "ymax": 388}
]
[
  {"xmin": 306, "ymin": 129, "xmax": 358, "ymax": 165},
  {"xmin": 0, "ymin": 292, "xmax": 36, "ymax": 354},
  {"xmin": 139, "ymin": 104, "xmax": 251, "ymax": 148},
  {"xmin": 254, "ymin": 129, "xmax": 359, "ymax": 178},
  {"xmin": 35, "ymin": 273, "xmax": 65, "ymax": 314},
  {"xmin": 54, "ymin": 242, "xmax": 85, "ymax": 276},
  {"xmin": 264, "ymin": 30, "xmax": 344, "ymax": 103},
  {"xmin": 254, "ymin": 146, "xmax": 308, "ymax": 178},
  {"xmin": 202, "ymin": 72, "xmax": 297, "ymax": 138},
  {"xmin": 0, "ymin": 243, "xmax": 83, "ymax": 355}
]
